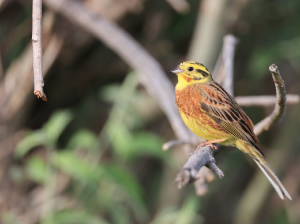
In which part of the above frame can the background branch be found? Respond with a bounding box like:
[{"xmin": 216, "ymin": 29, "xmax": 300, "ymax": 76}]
[
  {"xmin": 222, "ymin": 35, "xmax": 238, "ymax": 96},
  {"xmin": 235, "ymin": 94, "xmax": 299, "ymax": 107},
  {"xmin": 32, "ymin": 0, "xmax": 47, "ymax": 101}
]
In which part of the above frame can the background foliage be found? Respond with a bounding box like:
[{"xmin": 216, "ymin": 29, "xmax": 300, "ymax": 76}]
[{"xmin": 0, "ymin": 0, "xmax": 300, "ymax": 224}]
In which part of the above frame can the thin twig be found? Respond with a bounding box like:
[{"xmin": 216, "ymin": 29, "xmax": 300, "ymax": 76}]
[
  {"xmin": 254, "ymin": 64, "xmax": 287, "ymax": 135},
  {"xmin": 32, "ymin": 0, "xmax": 47, "ymax": 101},
  {"xmin": 213, "ymin": 35, "xmax": 239, "ymax": 90},
  {"xmin": 0, "ymin": 34, "xmax": 63, "ymax": 140},
  {"xmin": 235, "ymin": 94, "xmax": 299, "ymax": 107}
]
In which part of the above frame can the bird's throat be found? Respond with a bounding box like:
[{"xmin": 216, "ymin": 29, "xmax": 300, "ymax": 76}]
[{"xmin": 175, "ymin": 74, "xmax": 194, "ymax": 90}]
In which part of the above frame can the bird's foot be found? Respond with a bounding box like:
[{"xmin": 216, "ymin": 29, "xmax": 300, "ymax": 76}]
[{"xmin": 195, "ymin": 142, "xmax": 218, "ymax": 152}]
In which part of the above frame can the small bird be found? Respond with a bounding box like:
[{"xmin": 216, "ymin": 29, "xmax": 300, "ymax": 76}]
[{"xmin": 171, "ymin": 61, "xmax": 291, "ymax": 200}]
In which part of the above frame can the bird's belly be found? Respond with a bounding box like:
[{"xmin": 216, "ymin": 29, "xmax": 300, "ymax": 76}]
[{"xmin": 179, "ymin": 109, "xmax": 231, "ymax": 142}]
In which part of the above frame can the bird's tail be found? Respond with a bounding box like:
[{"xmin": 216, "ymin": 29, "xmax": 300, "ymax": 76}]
[
  {"xmin": 252, "ymin": 157, "xmax": 292, "ymax": 200},
  {"xmin": 236, "ymin": 141, "xmax": 292, "ymax": 200}
]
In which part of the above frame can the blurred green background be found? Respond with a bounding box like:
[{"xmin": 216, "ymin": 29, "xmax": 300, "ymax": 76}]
[{"xmin": 0, "ymin": 0, "xmax": 300, "ymax": 224}]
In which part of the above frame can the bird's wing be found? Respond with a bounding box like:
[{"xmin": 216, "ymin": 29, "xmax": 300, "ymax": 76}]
[{"xmin": 199, "ymin": 82, "xmax": 262, "ymax": 154}]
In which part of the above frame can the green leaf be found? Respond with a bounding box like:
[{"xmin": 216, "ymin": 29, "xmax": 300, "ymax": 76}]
[
  {"xmin": 67, "ymin": 129, "xmax": 99, "ymax": 150},
  {"xmin": 103, "ymin": 164, "xmax": 148, "ymax": 220},
  {"xmin": 149, "ymin": 207, "xmax": 178, "ymax": 224},
  {"xmin": 99, "ymin": 84, "xmax": 121, "ymax": 103},
  {"xmin": 130, "ymin": 131, "xmax": 165, "ymax": 158},
  {"xmin": 108, "ymin": 202, "xmax": 131, "ymax": 224},
  {"xmin": 25, "ymin": 156, "xmax": 50, "ymax": 184},
  {"xmin": 175, "ymin": 196, "xmax": 202, "ymax": 224},
  {"xmin": 108, "ymin": 124, "xmax": 133, "ymax": 158},
  {"xmin": 52, "ymin": 151, "xmax": 103, "ymax": 183},
  {"xmin": 15, "ymin": 131, "xmax": 48, "ymax": 158},
  {"xmin": 43, "ymin": 210, "xmax": 109, "ymax": 224},
  {"xmin": 43, "ymin": 110, "xmax": 73, "ymax": 144}
]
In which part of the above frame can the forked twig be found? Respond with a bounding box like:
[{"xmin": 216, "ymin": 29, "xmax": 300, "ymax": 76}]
[{"xmin": 32, "ymin": 0, "xmax": 47, "ymax": 101}]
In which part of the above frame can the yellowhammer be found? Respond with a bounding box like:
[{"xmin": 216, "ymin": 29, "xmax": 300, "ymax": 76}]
[{"xmin": 171, "ymin": 61, "xmax": 291, "ymax": 200}]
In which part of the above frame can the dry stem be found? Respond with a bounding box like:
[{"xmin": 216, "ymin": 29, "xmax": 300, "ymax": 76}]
[{"xmin": 32, "ymin": 0, "xmax": 47, "ymax": 101}]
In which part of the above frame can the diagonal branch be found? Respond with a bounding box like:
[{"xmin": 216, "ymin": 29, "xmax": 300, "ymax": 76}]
[
  {"xmin": 32, "ymin": 0, "xmax": 47, "ymax": 101},
  {"xmin": 43, "ymin": 0, "xmax": 199, "ymax": 147}
]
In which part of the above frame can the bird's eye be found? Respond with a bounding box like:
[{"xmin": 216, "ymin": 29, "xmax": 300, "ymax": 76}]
[{"xmin": 188, "ymin": 67, "xmax": 194, "ymax": 71}]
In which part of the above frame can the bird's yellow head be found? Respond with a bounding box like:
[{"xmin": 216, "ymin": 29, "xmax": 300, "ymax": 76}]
[{"xmin": 170, "ymin": 61, "xmax": 213, "ymax": 90}]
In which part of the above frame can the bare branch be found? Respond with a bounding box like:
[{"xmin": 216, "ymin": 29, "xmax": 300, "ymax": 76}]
[
  {"xmin": 0, "ymin": 0, "xmax": 7, "ymax": 9},
  {"xmin": 32, "ymin": 0, "xmax": 47, "ymax": 101},
  {"xmin": 175, "ymin": 146, "xmax": 223, "ymax": 189},
  {"xmin": 0, "ymin": 34, "xmax": 63, "ymax": 140},
  {"xmin": 235, "ymin": 94, "xmax": 299, "ymax": 107},
  {"xmin": 193, "ymin": 167, "xmax": 215, "ymax": 196},
  {"xmin": 213, "ymin": 35, "xmax": 239, "ymax": 91},
  {"xmin": 254, "ymin": 64, "xmax": 287, "ymax": 135}
]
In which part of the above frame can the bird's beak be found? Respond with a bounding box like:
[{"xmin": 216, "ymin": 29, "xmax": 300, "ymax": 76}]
[{"xmin": 170, "ymin": 66, "xmax": 184, "ymax": 74}]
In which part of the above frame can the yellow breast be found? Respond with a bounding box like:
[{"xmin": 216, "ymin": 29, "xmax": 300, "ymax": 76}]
[{"xmin": 175, "ymin": 85, "xmax": 231, "ymax": 142}]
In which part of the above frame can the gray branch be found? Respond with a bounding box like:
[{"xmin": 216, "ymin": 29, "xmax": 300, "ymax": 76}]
[
  {"xmin": 32, "ymin": 0, "xmax": 47, "ymax": 101},
  {"xmin": 235, "ymin": 94, "xmax": 299, "ymax": 107}
]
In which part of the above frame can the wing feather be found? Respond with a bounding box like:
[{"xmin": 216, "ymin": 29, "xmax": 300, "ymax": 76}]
[{"xmin": 199, "ymin": 82, "xmax": 262, "ymax": 155}]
